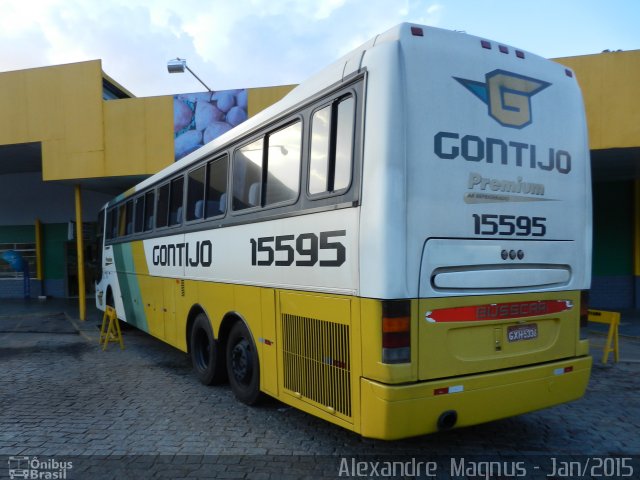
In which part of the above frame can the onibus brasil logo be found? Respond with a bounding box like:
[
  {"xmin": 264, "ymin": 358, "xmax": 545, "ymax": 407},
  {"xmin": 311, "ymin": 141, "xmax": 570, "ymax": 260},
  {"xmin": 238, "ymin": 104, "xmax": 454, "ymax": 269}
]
[
  {"xmin": 8, "ymin": 456, "xmax": 72, "ymax": 479},
  {"xmin": 455, "ymin": 69, "xmax": 551, "ymax": 129}
]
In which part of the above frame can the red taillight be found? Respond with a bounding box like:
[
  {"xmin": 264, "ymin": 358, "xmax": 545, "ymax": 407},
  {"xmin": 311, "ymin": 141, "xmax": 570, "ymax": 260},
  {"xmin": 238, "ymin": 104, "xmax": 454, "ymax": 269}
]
[
  {"xmin": 411, "ymin": 26, "xmax": 424, "ymax": 37},
  {"xmin": 382, "ymin": 332, "xmax": 410, "ymax": 348},
  {"xmin": 382, "ymin": 301, "xmax": 411, "ymax": 364},
  {"xmin": 426, "ymin": 299, "xmax": 572, "ymax": 323},
  {"xmin": 481, "ymin": 40, "xmax": 492, "ymax": 50}
]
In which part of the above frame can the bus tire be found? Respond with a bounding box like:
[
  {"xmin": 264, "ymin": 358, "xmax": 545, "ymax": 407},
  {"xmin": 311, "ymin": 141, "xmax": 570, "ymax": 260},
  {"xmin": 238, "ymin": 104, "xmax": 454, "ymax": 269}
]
[
  {"xmin": 226, "ymin": 321, "xmax": 262, "ymax": 405},
  {"xmin": 190, "ymin": 313, "xmax": 225, "ymax": 385}
]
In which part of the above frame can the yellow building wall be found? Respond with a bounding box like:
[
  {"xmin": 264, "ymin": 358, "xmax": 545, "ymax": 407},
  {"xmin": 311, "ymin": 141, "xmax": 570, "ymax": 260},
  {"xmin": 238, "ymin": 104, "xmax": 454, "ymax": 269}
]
[
  {"xmin": 0, "ymin": 61, "xmax": 105, "ymax": 181},
  {"xmin": 248, "ymin": 84, "xmax": 296, "ymax": 117},
  {"xmin": 556, "ymin": 50, "xmax": 640, "ymax": 151},
  {"xmin": 104, "ymin": 96, "xmax": 174, "ymax": 176}
]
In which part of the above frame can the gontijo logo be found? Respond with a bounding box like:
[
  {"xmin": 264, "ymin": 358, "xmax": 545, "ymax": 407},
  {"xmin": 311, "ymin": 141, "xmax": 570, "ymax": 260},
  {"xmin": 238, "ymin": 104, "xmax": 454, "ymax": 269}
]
[{"xmin": 455, "ymin": 70, "xmax": 550, "ymax": 128}]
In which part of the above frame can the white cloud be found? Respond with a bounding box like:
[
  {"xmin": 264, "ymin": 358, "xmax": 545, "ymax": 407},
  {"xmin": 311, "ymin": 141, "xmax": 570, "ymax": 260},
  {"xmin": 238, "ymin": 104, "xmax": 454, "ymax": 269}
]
[
  {"xmin": 427, "ymin": 3, "xmax": 443, "ymax": 15},
  {"xmin": 0, "ymin": 0, "xmax": 445, "ymax": 96},
  {"xmin": 314, "ymin": 0, "xmax": 347, "ymax": 20}
]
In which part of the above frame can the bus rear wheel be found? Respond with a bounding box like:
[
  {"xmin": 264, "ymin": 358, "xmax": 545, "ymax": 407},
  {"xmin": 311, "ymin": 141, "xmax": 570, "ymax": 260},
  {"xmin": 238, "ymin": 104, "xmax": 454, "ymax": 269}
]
[
  {"xmin": 226, "ymin": 321, "xmax": 262, "ymax": 405},
  {"xmin": 190, "ymin": 313, "xmax": 225, "ymax": 385}
]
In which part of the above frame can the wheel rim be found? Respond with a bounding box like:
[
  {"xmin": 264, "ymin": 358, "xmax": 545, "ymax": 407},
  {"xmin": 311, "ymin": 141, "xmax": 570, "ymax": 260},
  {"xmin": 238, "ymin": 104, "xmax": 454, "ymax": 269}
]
[
  {"xmin": 230, "ymin": 338, "xmax": 253, "ymax": 384},
  {"xmin": 194, "ymin": 328, "xmax": 210, "ymax": 371}
]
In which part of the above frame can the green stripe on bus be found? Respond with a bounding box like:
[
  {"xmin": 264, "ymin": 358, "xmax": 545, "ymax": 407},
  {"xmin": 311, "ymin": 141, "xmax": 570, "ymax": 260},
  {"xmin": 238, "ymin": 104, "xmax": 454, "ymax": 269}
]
[{"xmin": 113, "ymin": 243, "xmax": 148, "ymax": 332}]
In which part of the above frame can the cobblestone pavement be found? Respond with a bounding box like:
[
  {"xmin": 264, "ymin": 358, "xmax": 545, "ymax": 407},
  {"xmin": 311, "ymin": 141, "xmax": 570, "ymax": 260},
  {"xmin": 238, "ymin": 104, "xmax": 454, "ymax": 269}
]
[{"xmin": 0, "ymin": 303, "xmax": 639, "ymax": 479}]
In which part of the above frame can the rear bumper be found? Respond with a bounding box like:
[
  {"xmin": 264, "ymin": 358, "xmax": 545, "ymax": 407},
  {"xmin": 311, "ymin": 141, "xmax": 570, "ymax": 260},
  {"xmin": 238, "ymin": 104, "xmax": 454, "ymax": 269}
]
[{"xmin": 360, "ymin": 355, "xmax": 591, "ymax": 440}]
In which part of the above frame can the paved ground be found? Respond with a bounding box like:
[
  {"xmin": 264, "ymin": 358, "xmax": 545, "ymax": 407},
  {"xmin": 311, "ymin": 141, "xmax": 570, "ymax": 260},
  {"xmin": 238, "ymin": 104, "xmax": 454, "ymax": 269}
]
[{"xmin": 0, "ymin": 299, "xmax": 639, "ymax": 479}]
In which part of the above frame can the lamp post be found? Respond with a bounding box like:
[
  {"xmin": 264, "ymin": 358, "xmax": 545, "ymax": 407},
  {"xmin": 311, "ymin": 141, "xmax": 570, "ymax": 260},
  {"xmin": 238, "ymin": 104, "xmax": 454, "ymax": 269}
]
[{"xmin": 167, "ymin": 58, "xmax": 213, "ymax": 92}]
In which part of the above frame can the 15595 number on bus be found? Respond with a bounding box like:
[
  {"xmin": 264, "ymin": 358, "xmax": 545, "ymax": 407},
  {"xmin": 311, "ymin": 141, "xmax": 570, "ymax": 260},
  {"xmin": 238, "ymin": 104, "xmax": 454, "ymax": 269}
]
[
  {"xmin": 473, "ymin": 214, "xmax": 546, "ymax": 236},
  {"xmin": 250, "ymin": 230, "xmax": 346, "ymax": 267}
]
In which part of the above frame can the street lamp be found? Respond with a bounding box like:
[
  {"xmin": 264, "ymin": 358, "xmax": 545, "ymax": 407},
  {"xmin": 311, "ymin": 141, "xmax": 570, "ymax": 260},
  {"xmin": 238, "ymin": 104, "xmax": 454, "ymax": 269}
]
[{"xmin": 167, "ymin": 57, "xmax": 213, "ymax": 92}]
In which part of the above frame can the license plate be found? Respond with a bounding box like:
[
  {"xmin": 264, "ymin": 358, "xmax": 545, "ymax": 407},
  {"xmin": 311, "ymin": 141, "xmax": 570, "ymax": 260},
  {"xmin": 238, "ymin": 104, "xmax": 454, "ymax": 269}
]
[{"xmin": 507, "ymin": 324, "xmax": 538, "ymax": 342}]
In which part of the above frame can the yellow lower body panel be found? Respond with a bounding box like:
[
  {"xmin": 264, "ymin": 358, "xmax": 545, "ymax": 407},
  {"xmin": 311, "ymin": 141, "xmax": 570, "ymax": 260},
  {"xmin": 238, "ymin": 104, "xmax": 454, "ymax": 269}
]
[{"xmin": 360, "ymin": 355, "xmax": 591, "ymax": 440}]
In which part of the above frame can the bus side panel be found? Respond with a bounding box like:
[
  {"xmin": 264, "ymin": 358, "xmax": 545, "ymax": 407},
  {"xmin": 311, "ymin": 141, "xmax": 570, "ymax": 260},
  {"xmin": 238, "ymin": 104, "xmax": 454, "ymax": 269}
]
[
  {"xmin": 136, "ymin": 273, "xmax": 160, "ymax": 337},
  {"xmin": 172, "ymin": 278, "xmax": 199, "ymax": 353},
  {"xmin": 162, "ymin": 277, "xmax": 177, "ymax": 345},
  {"xmin": 260, "ymin": 288, "xmax": 278, "ymax": 396},
  {"xmin": 131, "ymin": 239, "xmax": 168, "ymax": 340},
  {"xmin": 276, "ymin": 292, "xmax": 359, "ymax": 429},
  {"xmin": 184, "ymin": 281, "xmax": 236, "ymax": 354}
]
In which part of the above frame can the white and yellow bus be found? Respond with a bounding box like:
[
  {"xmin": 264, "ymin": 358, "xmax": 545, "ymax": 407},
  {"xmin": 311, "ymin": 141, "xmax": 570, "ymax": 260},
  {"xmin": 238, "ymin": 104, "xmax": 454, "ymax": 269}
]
[{"xmin": 96, "ymin": 23, "xmax": 592, "ymax": 440}]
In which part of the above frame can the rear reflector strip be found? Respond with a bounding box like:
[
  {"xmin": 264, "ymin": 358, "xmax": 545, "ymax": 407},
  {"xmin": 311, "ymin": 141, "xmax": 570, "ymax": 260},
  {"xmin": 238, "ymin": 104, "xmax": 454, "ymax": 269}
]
[
  {"xmin": 554, "ymin": 366, "xmax": 574, "ymax": 376},
  {"xmin": 426, "ymin": 300, "xmax": 573, "ymax": 323},
  {"xmin": 434, "ymin": 385, "xmax": 464, "ymax": 396}
]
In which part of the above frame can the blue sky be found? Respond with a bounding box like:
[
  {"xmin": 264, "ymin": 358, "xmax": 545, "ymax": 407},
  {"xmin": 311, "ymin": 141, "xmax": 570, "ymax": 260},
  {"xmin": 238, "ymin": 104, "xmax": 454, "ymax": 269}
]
[{"xmin": 1, "ymin": 0, "xmax": 638, "ymax": 97}]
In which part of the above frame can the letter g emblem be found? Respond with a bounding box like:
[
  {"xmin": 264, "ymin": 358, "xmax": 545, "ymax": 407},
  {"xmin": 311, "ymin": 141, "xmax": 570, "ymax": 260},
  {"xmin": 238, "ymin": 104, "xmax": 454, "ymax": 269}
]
[{"xmin": 455, "ymin": 70, "xmax": 551, "ymax": 129}]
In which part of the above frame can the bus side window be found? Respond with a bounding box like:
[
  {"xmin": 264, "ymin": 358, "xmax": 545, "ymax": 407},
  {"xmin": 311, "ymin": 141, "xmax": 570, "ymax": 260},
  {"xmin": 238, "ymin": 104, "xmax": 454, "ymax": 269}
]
[
  {"xmin": 309, "ymin": 95, "xmax": 355, "ymax": 195},
  {"xmin": 156, "ymin": 183, "xmax": 170, "ymax": 228},
  {"xmin": 168, "ymin": 176, "xmax": 184, "ymax": 226},
  {"xmin": 124, "ymin": 200, "xmax": 134, "ymax": 235},
  {"xmin": 309, "ymin": 105, "xmax": 330, "ymax": 195},
  {"xmin": 134, "ymin": 196, "xmax": 145, "ymax": 233},
  {"xmin": 334, "ymin": 97, "xmax": 355, "ymax": 191},
  {"xmin": 206, "ymin": 155, "xmax": 228, "ymax": 218},
  {"xmin": 187, "ymin": 166, "xmax": 206, "ymax": 221},
  {"xmin": 233, "ymin": 138, "xmax": 263, "ymax": 211},
  {"xmin": 143, "ymin": 191, "xmax": 155, "ymax": 231},
  {"xmin": 265, "ymin": 121, "xmax": 301, "ymax": 206},
  {"xmin": 117, "ymin": 204, "xmax": 127, "ymax": 237},
  {"xmin": 106, "ymin": 208, "xmax": 116, "ymax": 240}
]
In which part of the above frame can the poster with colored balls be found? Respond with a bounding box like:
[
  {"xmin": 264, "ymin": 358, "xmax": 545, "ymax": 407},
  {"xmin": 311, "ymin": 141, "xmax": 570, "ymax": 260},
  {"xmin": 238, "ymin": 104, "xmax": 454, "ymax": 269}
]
[{"xmin": 173, "ymin": 89, "xmax": 248, "ymax": 161}]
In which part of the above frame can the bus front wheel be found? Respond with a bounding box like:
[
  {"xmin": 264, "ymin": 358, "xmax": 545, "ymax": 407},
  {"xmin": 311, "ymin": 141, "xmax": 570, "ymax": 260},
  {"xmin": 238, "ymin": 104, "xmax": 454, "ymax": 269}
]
[
  {"xmin": 190, "ymin": 313, "xmax": 225, "ymax": 385},
  {"xmin": 226, "ymin": 321, "xmax": 261, "ymax": 405}
]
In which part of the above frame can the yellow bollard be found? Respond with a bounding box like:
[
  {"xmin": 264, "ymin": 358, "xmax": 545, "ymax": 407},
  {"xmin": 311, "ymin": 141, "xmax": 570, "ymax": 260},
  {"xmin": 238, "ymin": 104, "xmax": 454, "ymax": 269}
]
[
  {"xmin": 588, "ymin": 309, "xmax": 620, "ymax": 364},
  {"xmin": 99, "ymin": 306, "xmax": 124, "ymax": 351}
]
